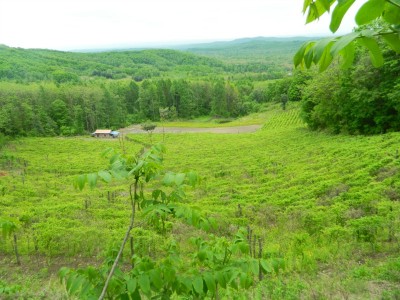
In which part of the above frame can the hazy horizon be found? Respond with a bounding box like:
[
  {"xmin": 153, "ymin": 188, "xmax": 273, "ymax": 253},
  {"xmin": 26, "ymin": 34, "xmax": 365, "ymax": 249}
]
[{"xmin": 0, "ymin": 0, "xmax": 366, "ymax": 51}]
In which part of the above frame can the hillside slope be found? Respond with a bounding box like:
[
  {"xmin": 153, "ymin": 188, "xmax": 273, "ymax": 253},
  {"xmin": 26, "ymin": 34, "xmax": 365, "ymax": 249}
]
[
  {"xmin": 1, "ymin": 104, "xmax": 399, "ymax": 298},
  {"xmin": 0, "ymin": 45, "xmax": 225, "ymax": 81}
]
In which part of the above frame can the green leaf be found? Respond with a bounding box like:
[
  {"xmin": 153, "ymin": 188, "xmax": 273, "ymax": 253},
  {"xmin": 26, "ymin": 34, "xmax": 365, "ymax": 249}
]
[
  {"xmin": 174, "ymin": 173, "xmax": 186, "ymax": 186},
  {"xmin": 249, "ymin": 259, "xmax": 260, "ymax": 275},
  {"xmin": 382, "ymin": 33, "xmax": 400, "ymax": 53},
  {"xmin": 128, "ymin": 161, "xmax": 144, "ymax": 176},
  {"xmin": 355, "ymin": 0, "xmax": 385, "ymax": 25},
  {"xmin": 192, "ymin": 276, "xmax": 203, "ymax": 294},
  {"xmin": 186, "ymin": 171, "xmax": 199, "ymax": 187},
  {"xmin": 306, "ymin": 3, "xmax": 319, "ymax": 24},
  {"xmin": 318, "ymin": 0, "xmax": 332, "ymax": 12},
  {"xmin": 303, "ymin": 0, "xmax": 312, "ymax": 13},
  {"xmin": 330, "ymin": 31, "xmax": 360, "ymax": 56},
  {"xmin": 132, "ymin": 289, "xmax": 141, "ymax": 300},
  {"xmin": 358, "ymin": 36, "xmax": 384, "ymax": 67},
  {"xmin": 87, "ymin": 173, "xmax": 97, "ymax": 189},
  {"xmin": 58, "ymin": 267, "xmax": 70, "ymax": 281},
  {"xmin": 1, "ymin": 220, "xmax": 16, "ymax": 239},
  {"xmin": 75, "ymin": 174, "xmax": 86, "ymax": 190},
  {"xmin": 318, "ymin": 45, "xmax": 334, "ymax": 72},
  {"xmin": 149, "ymin": 269, "xmax": 163, "ymax": 290},
  {"xmin": 197, "ymin": 250, "xmax": 208, "ymax": 261},
  {"xmin": 383, "ymin": 2, "xmax": 400, "ymax": 24},
  {"xmin": 339, "ymin": 42, "xmax": 356, "ymax": 69},
  {"xmin": 179, "ymin": 278, "xmax": 192, "ymax": 293},
  {"xmin": 304, "ymin": 48, "xmax": 314, "ymax": 69},
  {"xmin": 67, "ymin": 275, "xmax": 84, "ymax": 295},
  {"xmin": 313, "ymin": 37, "xmax": 335, "ymax": 63},
  {"xmin": 215, "ymin": 271, "xmax": 227, "ymax": 288},
  {"xmin": 127, "ymin": 278, "xmax": 137, "ymax": 293},
  {"xmin": 239, "ymin": 273, "xmax": 251, "ymax": 289},
  {"xmin": 294, "ymin": 42, "xmax": 308, "ymax": 67},
  {"xmin": 101, "ymin": 147, "xmax": 114, "ymax": 157},
  {"xmin": 203, "ymin": 273, "xmax": 216, "ymax": 295},
  {"xmin": 98, "ymin": 170, "xmax": 112, "ymax": 183},
  {"xmin": 138, "ymin": 274, "xmax": 151, "ymax": 295},
  {"xmin": 330, "ymin": 0, "xmax": 356, "ymax": 33},
  {"xmin": 260, "ymin": 259, "xmax": 273, "ymax": 274},
  {"xmin": 306, "ymin": 0, "xmax": 331, "ymax": 23},
  {"xmin": 162, "ymin": 172, "xmax": 175, "ymax": 186}
]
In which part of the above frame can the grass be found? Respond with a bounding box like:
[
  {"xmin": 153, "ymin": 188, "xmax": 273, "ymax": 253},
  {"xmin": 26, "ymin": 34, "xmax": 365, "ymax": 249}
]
[
  {"xmin": 158, "ymin": 102, "xmax": 293, "ymax": 128},
  {"xmin": 1, "ymin": 104, "xmax": 400, "ymax": 298}
]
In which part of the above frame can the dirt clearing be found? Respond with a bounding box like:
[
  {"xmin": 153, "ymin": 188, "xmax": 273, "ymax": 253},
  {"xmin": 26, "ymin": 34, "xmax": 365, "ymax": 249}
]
[{"xmin": 119, "ymin": 124, "xmax": 262, "ymax": 134}]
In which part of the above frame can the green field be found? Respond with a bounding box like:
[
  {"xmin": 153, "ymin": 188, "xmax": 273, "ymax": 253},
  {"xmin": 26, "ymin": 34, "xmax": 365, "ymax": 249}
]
[{"xmin": 1, "ymin": 105, "xmax": 400, "ymax": 299}]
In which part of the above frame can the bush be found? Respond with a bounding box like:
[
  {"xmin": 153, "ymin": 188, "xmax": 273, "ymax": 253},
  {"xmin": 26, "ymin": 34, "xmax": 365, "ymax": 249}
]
[{"xmin": 141, "ymin": 122, "xmax": 156, "ymax": 131}]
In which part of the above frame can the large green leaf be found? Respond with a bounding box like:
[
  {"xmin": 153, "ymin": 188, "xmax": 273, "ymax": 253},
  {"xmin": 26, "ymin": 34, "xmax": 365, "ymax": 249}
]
[
  {"xmin": 318, "ymin": 45, "xmax": 334, "ymax": 72},
  {"xmin": 318, "ymin": 0, "xmax": 333, "ymax": 12},
  {"xmin": 126, "ymin": 278, "xmax": 137, "ymax": 293},
  {"xmin": 303, "ymin": 0, "xmax": 313, "ymax": 13},
  {"xmin": 358, "ymin": 37, "xmax": 384, "ymax": 67},
  {"xmin": 203, "ymin": 273, "xmax": 216, "ymax": 294},
  {"xmin": 149, "ymin": 269, "xmax": 163, "ymax": 290},
  {"xmin": 249, "ymin": 259, "xmax": 260, "ymax": 275},
  {"xmin": 75, "ymin": 174, "xmax": 87, "ymax": 190},
  {"xmin": 294, "ymin": 42, "xmax": 310, "ymax": 67},
  {"xmin": 355, "ymin": 0, "xmax": 385, "ymax": 25},
  {"xmin": 306, "ymin": 0, "xmax": 332, "ymax": 23},
  {"xmin": 192, "ymin": 276, "xmax": 203, "ymax": 294},
  {"xmin": 87, "ymin": 173, "xmax": 97, "ymax": 189},
  {"xmin": 98, "ymin": 170, "xmax": 112, "ymax": 183},
  {"xmin": 330, "ymin": 31, "xmax": 360, "ymax": 56},
  {"xmin": 313, "ymin": 37, "xmax": 335, "ymax": 63},
  {"xmin": 383, "ymin": 2, "xmax": 400, "ymax": 24},
  {"xmin": 306, "ymin": 3, "xmax": 319, "ymax": 24},
  {"xmin": 339, "ymin": 42, "xmax": 356, "ymax": 69},
  {"xmin": 174, "ymin": 173, "xmax": 186, "ymax": 186},
  {"xmin": 382, "ymin": 32, "xmax": 400, "ymax": 53},
  {"xmin": 304, "ymin": 47, "xmax": 315, "ymax": 69},
  {"xmin": 330, "ymin": 0, "xmax": 356, "ymax": 33},
  {"xmin": 138, "ymin": 274, "xmax": 151, "ymax": 295}
]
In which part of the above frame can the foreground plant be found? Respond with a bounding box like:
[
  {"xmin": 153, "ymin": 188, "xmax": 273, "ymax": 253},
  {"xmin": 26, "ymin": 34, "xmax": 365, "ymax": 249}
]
[
  {"xmin": 61, "ymin": 144, "xmax": 280, "ymax": 299},
  {"xmin": 295, "ymin": 0, "xmax": 400, "ymax": 71}
]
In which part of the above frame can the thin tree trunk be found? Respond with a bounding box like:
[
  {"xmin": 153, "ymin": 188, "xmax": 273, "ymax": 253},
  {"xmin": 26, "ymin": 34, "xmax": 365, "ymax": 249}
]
[
  {"xmin": 99, "ymin": 178, "xmax": 138, "ymax": 300},
  {"xmin": 13, "ymin": 233, "xmax": 21, "ymax": 265}
]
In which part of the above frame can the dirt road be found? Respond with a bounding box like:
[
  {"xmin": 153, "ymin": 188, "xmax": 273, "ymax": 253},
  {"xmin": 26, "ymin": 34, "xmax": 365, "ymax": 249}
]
[{"xmin": 119, "ymin": 124, "xmax": 262, "ymax": 134}]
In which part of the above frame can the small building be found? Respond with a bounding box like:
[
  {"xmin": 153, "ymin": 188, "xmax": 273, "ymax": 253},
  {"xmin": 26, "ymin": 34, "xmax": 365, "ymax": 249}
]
[{"xmin": 91, "ymin": 129, "xmax": 112, "ymax": 138}]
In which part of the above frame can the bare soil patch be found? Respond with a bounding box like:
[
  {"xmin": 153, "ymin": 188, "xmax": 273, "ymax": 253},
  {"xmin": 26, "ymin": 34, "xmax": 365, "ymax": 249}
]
[{"xmin": 119, "ymin": 124, "xmax": 262, "ymax": 134}]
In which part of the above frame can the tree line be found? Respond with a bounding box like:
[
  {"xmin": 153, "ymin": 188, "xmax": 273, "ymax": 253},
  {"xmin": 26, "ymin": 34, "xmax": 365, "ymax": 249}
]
[{"xmin": 0, "ymin": 78, "xmax": 267, "ymax": 137}]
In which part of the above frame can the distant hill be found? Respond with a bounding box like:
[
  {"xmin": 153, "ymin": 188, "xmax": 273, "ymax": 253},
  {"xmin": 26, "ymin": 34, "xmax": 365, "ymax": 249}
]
[
  {"xmin": 0, "ymin": 37, "xmax": 316, "ymax": 82},
  {"xmin": 0, "ymin": 46, "xmax": 226, "ymax": 82},
  {"xmin": 173, "ymin": 36, "xmax": 316, "ymax": 75}
]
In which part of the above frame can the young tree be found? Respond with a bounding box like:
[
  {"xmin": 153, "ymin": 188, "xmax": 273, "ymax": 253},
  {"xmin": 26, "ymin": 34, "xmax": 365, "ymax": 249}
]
[{"xmin": 295, "ymin": 0, "xmax": 400, "ymax": 71}]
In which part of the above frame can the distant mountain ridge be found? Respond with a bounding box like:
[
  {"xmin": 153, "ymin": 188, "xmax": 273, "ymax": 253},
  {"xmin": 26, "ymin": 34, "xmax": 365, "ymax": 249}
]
[{"xmin": 0, "ymin": 37, "xmax": 316, "ymax": 82}]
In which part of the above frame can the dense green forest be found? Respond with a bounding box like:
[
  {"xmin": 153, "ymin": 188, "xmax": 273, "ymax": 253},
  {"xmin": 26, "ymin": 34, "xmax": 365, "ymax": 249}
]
[
  {"xmin": 1, "ymin": 35, "xmax": 399, "ymax": 138},
  {"xmin": 0, "ymin": 38, "xmax": 304, "ymax": 137}
]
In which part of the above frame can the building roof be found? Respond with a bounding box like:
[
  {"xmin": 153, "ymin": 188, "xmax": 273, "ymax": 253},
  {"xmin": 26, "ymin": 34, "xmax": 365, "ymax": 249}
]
[{"xmin": 94, "ymin": 129, "xmax": 112, "ymax": 134}]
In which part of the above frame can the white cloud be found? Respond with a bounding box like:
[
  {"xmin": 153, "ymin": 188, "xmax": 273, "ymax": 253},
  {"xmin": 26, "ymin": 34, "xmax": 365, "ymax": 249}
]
[{"xmin": 0, "ymin": 0, "xmax": 364, "ymax": 50}]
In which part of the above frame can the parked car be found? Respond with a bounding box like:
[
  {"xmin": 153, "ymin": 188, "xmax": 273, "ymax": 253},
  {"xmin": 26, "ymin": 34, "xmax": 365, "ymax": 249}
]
[{"xmin": 110, "ymin": 131, "xmax": 120, "ymax": 138}]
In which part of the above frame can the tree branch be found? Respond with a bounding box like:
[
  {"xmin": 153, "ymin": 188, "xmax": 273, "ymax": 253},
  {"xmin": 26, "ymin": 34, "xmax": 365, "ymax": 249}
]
[{"xmin": 99, "ymin": 178, "xmax": 138, "ymax": 300}]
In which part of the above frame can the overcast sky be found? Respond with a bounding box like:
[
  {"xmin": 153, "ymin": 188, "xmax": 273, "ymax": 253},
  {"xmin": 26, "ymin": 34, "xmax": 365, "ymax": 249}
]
[{"xmin": 0, "ymin": 0, "xmax": 364, "ymax": 51}]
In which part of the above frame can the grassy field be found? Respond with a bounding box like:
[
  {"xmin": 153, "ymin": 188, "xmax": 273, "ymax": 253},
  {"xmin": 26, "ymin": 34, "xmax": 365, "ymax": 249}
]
[{"xmin": 1, "ymin": 104, "xmax": 399, "ymax": 299}]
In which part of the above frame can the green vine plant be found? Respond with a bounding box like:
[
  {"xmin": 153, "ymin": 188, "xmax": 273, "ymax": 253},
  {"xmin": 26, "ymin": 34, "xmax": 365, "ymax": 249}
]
[
  {"xmin": 0, "ymin": 219, "xmax": 21, "ymax": 265},
  {"xmin": 295, "ymin": 0, "xmax": 400, "ymax": 71},
  {"xmin": 61, "ymin": 144, "xmax": 283, "ymax": 299}
]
